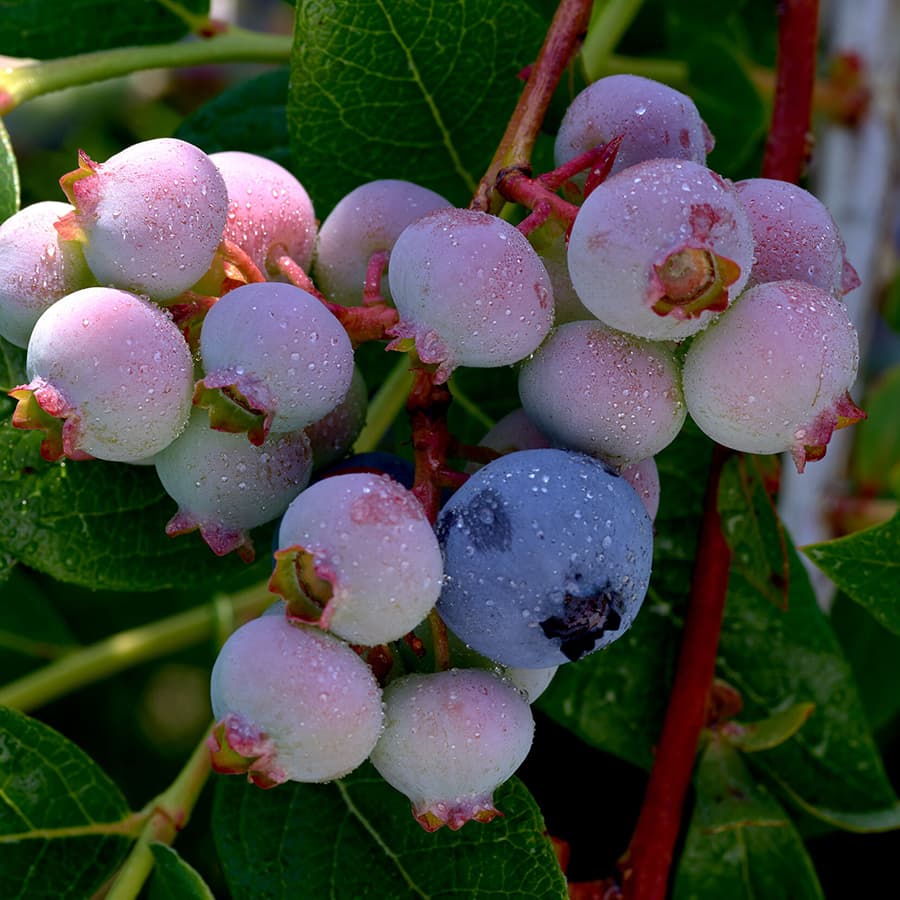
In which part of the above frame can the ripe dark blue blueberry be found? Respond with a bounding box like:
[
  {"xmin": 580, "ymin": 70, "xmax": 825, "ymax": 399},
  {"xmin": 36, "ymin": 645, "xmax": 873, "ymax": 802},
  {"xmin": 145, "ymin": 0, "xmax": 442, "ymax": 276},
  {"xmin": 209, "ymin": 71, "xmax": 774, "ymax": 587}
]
[{"xmin": 436, "ymin": 449, "xmax": 653, "ymax": 668}]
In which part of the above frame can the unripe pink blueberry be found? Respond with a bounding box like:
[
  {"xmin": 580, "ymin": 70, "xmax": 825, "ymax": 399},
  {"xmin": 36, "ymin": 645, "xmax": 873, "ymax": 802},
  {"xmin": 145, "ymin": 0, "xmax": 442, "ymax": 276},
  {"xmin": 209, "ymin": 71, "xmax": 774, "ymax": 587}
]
[
  {"xmin": 621, "ymin": 456, "xmax": 660, "ymax": 522},
  {"xmin": 518, "ymin": 320, "xmax": 686, "ymax": 467},
  {"xmin": 476, "ymin": 409, "xmax": 660, "ymax": 520},
  {"xmin": 554, "ymin": 74, "xmax": 714, "ymax": 179},
  {"xmin": 370, "ymin": 669, "xmax": 535, "ymax": 831},
  {"xmin": 0, "ymin": 201, "xmax": 94, "ymax": 347},
  {"xmin": 209, "ymin": 613, "xmax": 384, "ymax": 786},
  {"xmin": 57, "ymin": 138, "xmax": 228, "ymax": 300},
  {"xmin": 735, "ymin": 177, "xmax": 859, "ymax": 296},
  {"xmin": 387, "ymin": 208, "xmax": 554, "ymax": 382},
  {"xmin": 478, "ymin": 407, "xmax": 552, "ymax": 458},
  {"xmin": 272, "ymin": 473, "xmax": 443, "ymax": 646},
  {"xmin": 195, "ymin": 281, "xmax": 354, "ymax": 443},
  {"xmin": 682, "ymin": 280, "xmax": 863, "ymax": 472},
  {"xmin": 567, "ymin": 159, "xmax": 754, "ymax": 341},
  {"xmin": 210, "ymin": 151, "xmax": 317, "ymax": 276},
  {"xmin": 314, "ymin": 179, "xmax": 451, "ymax": 306},
  {"xmin": 11, "ymin": 287, "xmax": 193, "ymax": 462},
  {"xmin": 304, "ymin": 366, "xmax": 368, "ymax": 470},
  {"xmin": 528, "ymin": 222, "xmax": 593, "ymax": 324},
  {"xmin": 154, "ymin": 408, "xmax": 313, "ymax": 560}
]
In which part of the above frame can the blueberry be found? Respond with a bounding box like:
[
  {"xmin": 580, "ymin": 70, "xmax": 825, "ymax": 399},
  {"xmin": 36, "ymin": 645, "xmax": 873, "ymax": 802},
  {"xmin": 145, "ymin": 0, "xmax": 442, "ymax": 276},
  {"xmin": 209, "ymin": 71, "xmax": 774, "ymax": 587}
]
[{"xmin": 436, "ymin": 448, "xmax": 653, "ymax": 668}]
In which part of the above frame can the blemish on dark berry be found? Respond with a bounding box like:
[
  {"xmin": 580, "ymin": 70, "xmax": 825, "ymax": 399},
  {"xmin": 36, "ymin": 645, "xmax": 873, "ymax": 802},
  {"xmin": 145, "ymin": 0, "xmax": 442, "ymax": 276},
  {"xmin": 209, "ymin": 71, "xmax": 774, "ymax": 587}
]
[{"xmin": 540, "ymin": 590, "xmax": 623, "ymax": 661}]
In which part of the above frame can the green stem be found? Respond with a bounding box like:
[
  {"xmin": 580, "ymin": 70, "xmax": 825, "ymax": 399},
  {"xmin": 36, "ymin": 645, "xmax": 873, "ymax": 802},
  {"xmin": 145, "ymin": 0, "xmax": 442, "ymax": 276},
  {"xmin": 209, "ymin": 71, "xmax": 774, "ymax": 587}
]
[
  {"xmin": 0, "ymin": 25, "xmax": 291, "ymax": 114},
  {"xmin": 581, "ymin": 0, "xmax": 648, "ymax": 82},
  {"xmin": 353, "ymin": 354, "xmax": 415, "ymax": 454},
  {"xmin": 105, "ymin": 730, "xmax": 213, "ymax": 900},
  {"xmin": 0, "ymin": 584, "xmax": 271, "ymax": 712}
]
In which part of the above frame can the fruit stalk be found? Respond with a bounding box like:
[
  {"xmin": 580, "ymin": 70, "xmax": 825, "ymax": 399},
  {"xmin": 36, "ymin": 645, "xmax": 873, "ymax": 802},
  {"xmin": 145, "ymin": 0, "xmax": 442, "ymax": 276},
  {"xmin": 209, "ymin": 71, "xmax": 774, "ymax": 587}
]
[
  {"xmin": 0, "ymin": 25, "xmax": 290, "ymax": 113},
  {"xmin": 471, "ymin": 0, "xmax": 593, "ymax": 211},
  {"xmin": 0, "ymin": 585, "xmax": 272, "ymax": 712},
  {"xmin": 408, "ymin": 368, "xmax": 456, "ymax": 525},
  {"xmin": 105, "ymin": 729, "xmax": 213, "ymax": 900}
]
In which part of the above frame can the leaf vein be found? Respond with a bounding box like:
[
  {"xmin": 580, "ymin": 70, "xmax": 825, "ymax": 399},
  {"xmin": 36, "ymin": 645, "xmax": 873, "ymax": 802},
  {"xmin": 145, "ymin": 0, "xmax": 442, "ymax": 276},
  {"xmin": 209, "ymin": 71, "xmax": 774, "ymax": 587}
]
[
  {"xmin": 372, "ymin": 0, "xmax": 475, "ymax": 193},
  {"xmin": 335, "ymin": 779, "xmax": 430, "ymax": 899}
]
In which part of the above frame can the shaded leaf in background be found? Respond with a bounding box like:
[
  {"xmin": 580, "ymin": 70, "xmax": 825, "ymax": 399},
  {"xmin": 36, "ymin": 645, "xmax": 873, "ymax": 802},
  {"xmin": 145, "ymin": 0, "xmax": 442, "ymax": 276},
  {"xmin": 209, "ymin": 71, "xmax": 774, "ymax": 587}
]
[
  {"xmin": 663, "ymin": 4, "xmax": 766, "ymax": 178},
  {"xmin": 849, "ymin": 363, "xmax": 900, "ymax": 495},
  {"xmin": 0, "ymin": 0, "xmax": 209, "ymax": 59},
  {"xmin": 0, "ymin": 707, "xmax": 133, "ymax": 899},
  {"xmin": 830, "ymin": 593, "xmax": 900, "ymax": 733},
  {"xmin": 673, "ymin": 737, "xmax": 824, "ymax": 900},
  {"xmin": 0, "ymin": 566, "xmax": 77, "ymax": 682},
  {"xmin": 147, "ymin": 843, "xmax": 215, "ymax": 900},
  {"xmin": 288, "ymin": 0, "xmax": 546, "ymax": 215},
  {"xmin": 682, "ymin": 36, "xmax": 767, "ymax": 177},
  {"xmin": 537, "ymin": 423, "xmax": 711, "ymax": 769},
  {"xmin": 0, "ymin": 118, "xmax": 20, "ymax": 221},
  {"xmin": 214, "ymin": 765, "xmax": 567, "ymax": 899},
  {"xmin": 717, "ymin": 460, "xmax": 899, "ymax": 821},
  {"xmin": 882, "ymin": 270, "xmax": 900, "ymax": 334},
  {"xmin": 0, "ymin": 553, "xmax": 13, "ymax": 584},
  {"xmin": 803, "ymin": 514, "xmax": 900, "ymax": 636},
  {"xmin": 176, "ymin": 70, "xmax": 294, "ymax": 173}
]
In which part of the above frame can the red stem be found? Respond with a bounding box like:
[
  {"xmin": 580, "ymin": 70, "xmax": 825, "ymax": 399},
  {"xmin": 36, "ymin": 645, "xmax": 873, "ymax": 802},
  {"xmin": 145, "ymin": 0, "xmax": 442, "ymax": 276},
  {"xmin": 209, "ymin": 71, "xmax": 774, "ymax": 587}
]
[
  {"xmin": 618, "ymin": 3, "xmax": 820, "ymax": 894},
  {"xmin": 499, "ymin": 169, "xmax": 581, "ymax": 230},
  {"xmin": 407, "ymin": 369, "xmax": 454, "ymax": 524},
  {"xmin": 220, "ymin": 239, "xmax": 266, "ymax": 284},
  {"xmin": 363, "ymin": 250, "xmax": 390, "ymax": 305},
  {"xmin": 538, "ymin": 136, "xmax": 623, "ymax": 192},
  {"xmin": 761, "ymin": 0, "xmax": 820, "ymax": 182},
  {"xmin": 619, "ymin": 446, "xmax": 732, "ymax": 899},
  {"xmin": 271, "ymin": 253, "xmax": 399, "ymax": 346},
  {"xmin": 471, "ymin": 0, "xmax": 592, "ymax": 212}
]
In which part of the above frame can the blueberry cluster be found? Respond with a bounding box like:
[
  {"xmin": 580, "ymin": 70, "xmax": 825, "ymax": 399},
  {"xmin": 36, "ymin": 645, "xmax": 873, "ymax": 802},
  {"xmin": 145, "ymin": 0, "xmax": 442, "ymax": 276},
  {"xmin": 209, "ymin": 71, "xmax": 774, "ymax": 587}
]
[{"xmin": 0, "ymin": 72, "xmax": 865, "ymax": 832}]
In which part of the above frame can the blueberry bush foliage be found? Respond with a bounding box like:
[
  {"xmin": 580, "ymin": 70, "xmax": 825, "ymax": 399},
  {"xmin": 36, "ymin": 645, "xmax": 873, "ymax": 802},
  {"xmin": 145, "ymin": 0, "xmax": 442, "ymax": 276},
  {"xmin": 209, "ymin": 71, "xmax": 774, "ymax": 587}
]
[{"xmin": 0, "ymin": 1, "xmax": 899, "ymax": 898}]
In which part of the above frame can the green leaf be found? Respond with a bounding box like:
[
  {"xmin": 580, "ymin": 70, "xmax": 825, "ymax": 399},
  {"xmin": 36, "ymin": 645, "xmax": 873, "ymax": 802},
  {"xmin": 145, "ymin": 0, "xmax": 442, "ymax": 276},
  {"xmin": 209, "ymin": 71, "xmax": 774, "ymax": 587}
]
[
  {"xmin": 537, "ymin": 598, "xmax": 677, "ymax": 770},
  {"xmin": 0, "ymin": 0, "xmax": 209, "ymax": 59},
  {"xmin": 147, "ymin": 843, "xmax": 215, "ymax": 900},
  {"xmin": 288, "ymin": 0, "xmax": 546, "ymax": 214},
  {"xmin": 0, "ymin": 118, "xmax": 20, "ymax": 222},
  {"xmin": 0, "ymin": 707, "xmax": 133, "ymax": 899},
  {"xmin": 760, "ymin": 771, "xmax": 900, "ymax": 834},
  {"xmin": 803, "ymin": 515, "xmax": 900, "ymax": 635},
  {"xmin": 0, "ymin": 567, "xmax": 78, "ymax": 682},
  {"xmin": 176, "ymin": 69, "xmax": 294, "ymax": 172},
  {"xmin": 849, "ymin": 363, "xmax": 900, "ymax": 496},
  {"xmin": 723, "ymin": 703, "xmax": 816, "ymax": 754},
  {"xmin": 673, "ymin": 737, "xmax": 824, "ymax": 900},
  {"xmin": 213, "ymin": 766, "xmax": 567, "ymax": 899},
  {"xmin": 830, "ymin": 592, "xmax": 900, "ymax": 733},
  {"xmin": 716, "ymin": 459, "xmax": 899, "ymax": 821},
  {"xmin": 678, "ymin": 36, "xmax": 767, "ymax": 177},
  {"xmin": 537, "ymin": 423, "xmax": 711, "ymax": 769},
  {"xmin": 0, "ymin": 388, "xmax": 273, "ymax": 590}
]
